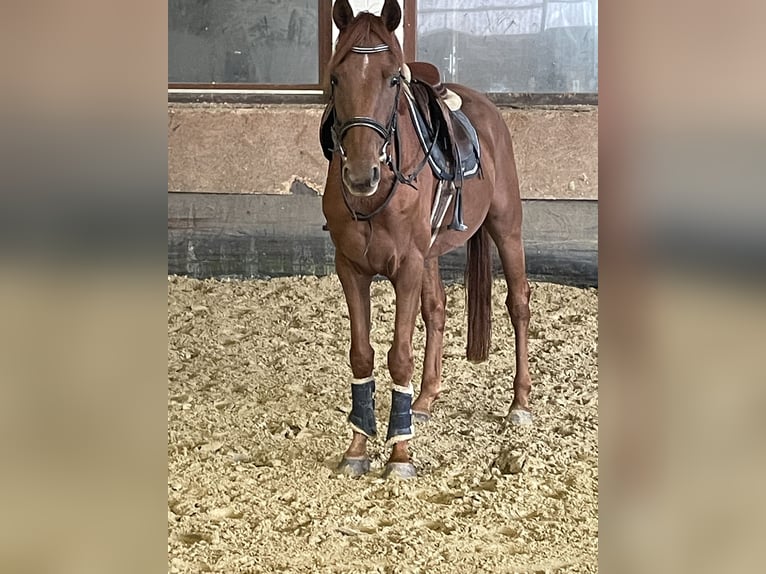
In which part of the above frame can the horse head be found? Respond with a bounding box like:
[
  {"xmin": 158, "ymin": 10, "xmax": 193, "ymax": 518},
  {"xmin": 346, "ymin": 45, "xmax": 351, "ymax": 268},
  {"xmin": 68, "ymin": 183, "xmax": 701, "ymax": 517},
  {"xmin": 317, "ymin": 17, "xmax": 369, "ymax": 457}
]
[{"xmin": 329, "ymin": 0, "xmax": 403, "ymax": 197}]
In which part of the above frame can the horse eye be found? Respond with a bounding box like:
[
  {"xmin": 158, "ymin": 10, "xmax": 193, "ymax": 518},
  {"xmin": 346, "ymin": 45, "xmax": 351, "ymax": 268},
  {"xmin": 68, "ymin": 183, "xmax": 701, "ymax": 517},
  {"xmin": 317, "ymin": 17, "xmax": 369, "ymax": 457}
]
[
  {"xmin": 330, "ymin": 75, "xmax": 338, "ymax": 86},
  {"xmin": 390, "ymin": 75, "xmax": 400, "ymax": 86}
]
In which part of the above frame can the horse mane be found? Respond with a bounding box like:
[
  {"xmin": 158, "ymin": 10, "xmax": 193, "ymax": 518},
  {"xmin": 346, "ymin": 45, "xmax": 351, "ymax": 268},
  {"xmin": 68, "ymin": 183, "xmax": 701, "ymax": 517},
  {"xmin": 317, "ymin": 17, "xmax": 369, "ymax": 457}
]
[{"xmin": 327, "ymin": 12, "xmax": 403, "ymax": 81}]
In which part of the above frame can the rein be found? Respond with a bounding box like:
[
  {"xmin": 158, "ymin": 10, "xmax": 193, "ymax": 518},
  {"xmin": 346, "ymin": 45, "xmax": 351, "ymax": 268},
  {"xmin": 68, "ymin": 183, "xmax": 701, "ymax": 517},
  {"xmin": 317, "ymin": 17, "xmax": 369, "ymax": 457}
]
[{"xmin": 330, "ymin": 44, "xmax": 431, "ymax": 222}]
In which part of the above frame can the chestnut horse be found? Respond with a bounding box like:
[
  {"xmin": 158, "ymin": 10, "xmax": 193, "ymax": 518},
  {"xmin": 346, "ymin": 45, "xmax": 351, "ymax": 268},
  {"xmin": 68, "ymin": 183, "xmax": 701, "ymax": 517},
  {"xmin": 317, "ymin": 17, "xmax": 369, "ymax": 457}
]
[{"xmin": 322, "ymin": 0, "xmax": 532, "ymax": 478}]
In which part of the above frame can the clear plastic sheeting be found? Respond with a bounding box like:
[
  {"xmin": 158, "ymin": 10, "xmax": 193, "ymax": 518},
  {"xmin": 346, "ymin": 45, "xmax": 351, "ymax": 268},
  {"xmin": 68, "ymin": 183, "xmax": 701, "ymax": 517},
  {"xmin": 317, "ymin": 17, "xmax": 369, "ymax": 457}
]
[
  {"xmin": 417, "ymin": 0, "xmax": 598, "ymax": 93},
  {"xmin": 546, "ymin": 0, "xmax": 597, "ymax": 30}
]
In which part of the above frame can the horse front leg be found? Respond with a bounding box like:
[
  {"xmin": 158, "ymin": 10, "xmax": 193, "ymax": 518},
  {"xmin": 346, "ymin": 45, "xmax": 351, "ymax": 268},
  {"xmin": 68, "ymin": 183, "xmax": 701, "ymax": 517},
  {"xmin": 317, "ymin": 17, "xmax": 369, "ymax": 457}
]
[
  {"xmin": 411, "ymin": 257, "xmax": 446, "ymax": 421},
  {"xmin": 336, "ymin": 253, "xmax": 376, "ymax": 476},
  {"xmin": 384, "ymin": 257, "xmax": 425, "ymax": 479}
]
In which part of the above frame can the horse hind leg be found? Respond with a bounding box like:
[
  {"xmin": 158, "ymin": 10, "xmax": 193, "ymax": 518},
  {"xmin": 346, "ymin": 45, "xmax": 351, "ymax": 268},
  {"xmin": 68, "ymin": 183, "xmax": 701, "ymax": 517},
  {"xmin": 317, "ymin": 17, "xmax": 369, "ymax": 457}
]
[
  {"xmin": 485, "ymin": 211, "xmax": 534, "ymax": 426},
  {"xmin": 411, "ymin": 257, "xmax": 446, "ymax": 421}
]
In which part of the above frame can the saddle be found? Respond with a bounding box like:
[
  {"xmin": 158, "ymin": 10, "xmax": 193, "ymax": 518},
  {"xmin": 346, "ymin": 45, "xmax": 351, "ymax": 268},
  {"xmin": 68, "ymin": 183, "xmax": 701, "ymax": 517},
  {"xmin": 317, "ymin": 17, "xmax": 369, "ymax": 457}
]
[{"xmin": 403, "ymin": 62, "xmax": 481, "ymax": 185}]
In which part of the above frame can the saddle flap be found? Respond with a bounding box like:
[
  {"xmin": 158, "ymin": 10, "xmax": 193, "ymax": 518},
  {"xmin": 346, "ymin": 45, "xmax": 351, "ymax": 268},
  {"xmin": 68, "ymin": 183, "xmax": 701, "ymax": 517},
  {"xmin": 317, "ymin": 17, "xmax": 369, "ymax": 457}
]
[{"xmin": 450, "ymin": 109, "xmax": 481, "ymax": 168}]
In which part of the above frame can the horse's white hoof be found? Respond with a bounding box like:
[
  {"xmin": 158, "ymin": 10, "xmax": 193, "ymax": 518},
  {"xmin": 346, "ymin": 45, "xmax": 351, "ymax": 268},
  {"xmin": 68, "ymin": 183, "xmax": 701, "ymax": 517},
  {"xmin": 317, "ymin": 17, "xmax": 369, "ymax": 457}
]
[{"xmin": 508, "ymin": 408, "xmax": 533, "ymax": 426}]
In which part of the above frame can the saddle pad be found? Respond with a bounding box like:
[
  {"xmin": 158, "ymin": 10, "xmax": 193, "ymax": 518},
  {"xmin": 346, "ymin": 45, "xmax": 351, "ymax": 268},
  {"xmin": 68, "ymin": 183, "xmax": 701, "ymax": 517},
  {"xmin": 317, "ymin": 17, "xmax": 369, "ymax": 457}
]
[{"xmin": 443, "ymin": 89, "xmax": 462, "ymax": 112}]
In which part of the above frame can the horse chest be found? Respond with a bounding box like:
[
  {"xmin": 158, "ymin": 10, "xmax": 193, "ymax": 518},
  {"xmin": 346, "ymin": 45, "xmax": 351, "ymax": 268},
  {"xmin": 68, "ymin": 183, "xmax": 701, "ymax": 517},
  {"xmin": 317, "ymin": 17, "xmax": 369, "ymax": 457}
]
[{"xmin": 330, "ymin": 223, "xmax": 421, "ymax": 277}]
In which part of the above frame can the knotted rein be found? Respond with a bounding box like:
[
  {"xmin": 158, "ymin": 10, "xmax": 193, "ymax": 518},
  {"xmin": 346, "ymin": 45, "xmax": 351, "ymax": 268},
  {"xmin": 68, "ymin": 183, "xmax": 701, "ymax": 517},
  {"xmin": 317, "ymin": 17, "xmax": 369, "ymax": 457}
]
[{"xmin": 330, "ymin": 44, "xmax": 431, "ymax": 221}]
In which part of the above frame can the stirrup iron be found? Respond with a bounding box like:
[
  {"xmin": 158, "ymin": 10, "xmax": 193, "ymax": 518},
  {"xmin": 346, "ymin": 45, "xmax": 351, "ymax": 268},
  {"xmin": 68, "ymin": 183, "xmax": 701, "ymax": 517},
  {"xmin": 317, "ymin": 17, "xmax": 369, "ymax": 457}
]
[{"xmin": 448, "ymin": 185, "xmax": 468, "ymax": 231}]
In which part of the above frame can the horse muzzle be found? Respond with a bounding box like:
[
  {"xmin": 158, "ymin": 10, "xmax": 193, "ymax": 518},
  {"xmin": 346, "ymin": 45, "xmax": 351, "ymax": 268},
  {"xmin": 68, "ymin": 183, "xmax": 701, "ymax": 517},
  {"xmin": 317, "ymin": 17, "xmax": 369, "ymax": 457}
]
[{"xmin": 342, "ymin": 162, "xmax": 382, "ymax": 197}]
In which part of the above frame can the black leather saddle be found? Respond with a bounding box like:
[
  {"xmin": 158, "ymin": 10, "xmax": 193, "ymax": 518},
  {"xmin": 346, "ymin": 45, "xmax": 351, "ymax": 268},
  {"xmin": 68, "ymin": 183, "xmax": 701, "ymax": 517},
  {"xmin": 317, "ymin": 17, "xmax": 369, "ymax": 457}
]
[{"xmin": 404, "ymin": 62, "xmax": 481, "ymax": 184}]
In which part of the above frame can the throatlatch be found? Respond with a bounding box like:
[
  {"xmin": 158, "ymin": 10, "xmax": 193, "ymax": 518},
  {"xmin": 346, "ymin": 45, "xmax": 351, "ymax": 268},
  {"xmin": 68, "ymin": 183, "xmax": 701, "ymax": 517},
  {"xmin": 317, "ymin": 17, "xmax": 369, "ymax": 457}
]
[
  {"xmin": 349, "ymin": 376, "xmax": 377, "ymax": 437},
  {"xmin": 386, "ymin": 383, "xmax": 414, "ymax": 445}
]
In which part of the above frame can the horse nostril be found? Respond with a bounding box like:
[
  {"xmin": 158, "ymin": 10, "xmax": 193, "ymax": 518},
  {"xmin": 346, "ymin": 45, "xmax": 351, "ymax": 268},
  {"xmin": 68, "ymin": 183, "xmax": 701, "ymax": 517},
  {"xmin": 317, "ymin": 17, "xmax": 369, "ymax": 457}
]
[{"xmin": 371, "ymin": 165, "xmax": 380, "ymax": 184}]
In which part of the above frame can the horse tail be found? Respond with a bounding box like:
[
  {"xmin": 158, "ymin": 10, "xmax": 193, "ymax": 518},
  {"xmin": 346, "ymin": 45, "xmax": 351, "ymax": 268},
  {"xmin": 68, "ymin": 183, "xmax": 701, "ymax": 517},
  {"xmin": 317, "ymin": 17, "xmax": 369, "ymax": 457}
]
[{"xmin": 465, "ymin": 224, "xmax": 492, "ymax": 362}]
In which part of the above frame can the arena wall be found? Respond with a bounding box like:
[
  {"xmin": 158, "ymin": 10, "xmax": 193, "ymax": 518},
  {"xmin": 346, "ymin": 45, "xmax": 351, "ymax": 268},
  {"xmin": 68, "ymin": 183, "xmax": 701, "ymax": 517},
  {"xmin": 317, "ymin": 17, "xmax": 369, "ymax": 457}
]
[
  {"xmin": 168, "ymin": 104, "xmax": 597, "ymax": 199},
  {"xmin": 167, "ymin": 103, "xmax": 598, "ymax": 285}
]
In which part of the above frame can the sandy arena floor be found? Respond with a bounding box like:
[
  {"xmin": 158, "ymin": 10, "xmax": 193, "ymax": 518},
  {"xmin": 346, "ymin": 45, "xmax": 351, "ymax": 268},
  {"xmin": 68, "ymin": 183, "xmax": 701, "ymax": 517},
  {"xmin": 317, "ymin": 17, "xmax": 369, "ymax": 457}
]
[{"xmin": 168, "ymin": 275, "xmax": 598, "ymax": 573}]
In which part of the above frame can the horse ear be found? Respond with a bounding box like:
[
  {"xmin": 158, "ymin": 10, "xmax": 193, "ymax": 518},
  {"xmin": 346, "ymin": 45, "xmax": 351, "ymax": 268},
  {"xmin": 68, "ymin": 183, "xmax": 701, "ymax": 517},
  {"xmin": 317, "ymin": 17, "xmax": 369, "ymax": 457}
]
[
  {"xmin": 333, "ymin": 0, "xmax": 354, "ymax": 32},
  {"xmin": 380, "ymin": 0, "xmax": 402, "ymax": 32}
]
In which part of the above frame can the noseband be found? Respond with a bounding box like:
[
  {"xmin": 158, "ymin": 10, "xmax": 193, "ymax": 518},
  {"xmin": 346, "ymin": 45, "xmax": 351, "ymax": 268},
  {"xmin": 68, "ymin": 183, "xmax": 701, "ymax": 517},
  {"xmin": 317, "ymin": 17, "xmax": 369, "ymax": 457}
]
[{"xmin": 330, "ymin": 43, "xmax": 429, "ymax": 221}]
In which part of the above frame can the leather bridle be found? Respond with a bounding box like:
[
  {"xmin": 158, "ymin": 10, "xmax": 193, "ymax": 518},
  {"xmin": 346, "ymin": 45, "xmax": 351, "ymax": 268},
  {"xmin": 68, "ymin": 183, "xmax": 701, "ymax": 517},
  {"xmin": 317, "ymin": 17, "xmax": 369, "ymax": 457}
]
[{"xmin": 330, "ymin": 76, "xmax": 401, "ymax": 169}]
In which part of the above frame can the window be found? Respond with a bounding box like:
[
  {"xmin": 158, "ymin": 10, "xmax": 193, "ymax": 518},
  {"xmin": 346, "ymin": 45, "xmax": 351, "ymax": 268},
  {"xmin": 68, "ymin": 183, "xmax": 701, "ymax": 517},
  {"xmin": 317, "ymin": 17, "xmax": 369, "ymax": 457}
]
[
  {"xmin": 167, "ymin": 0, "xmax": 597, "ymax": 99},
  {"xmin": 416, "ymin": 0, "xmax": 598, "ymax": 93},
  {"xmin": 168, "ymin": 0, "xmax": 331, "ymax": 90}
]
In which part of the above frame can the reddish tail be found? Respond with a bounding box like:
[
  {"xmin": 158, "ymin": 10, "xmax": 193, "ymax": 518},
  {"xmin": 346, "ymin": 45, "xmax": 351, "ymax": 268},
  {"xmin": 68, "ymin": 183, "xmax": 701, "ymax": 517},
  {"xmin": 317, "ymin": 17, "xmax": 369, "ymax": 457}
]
[{"xmin": 465, "ymin": 225, "xmax": 492, "ymax": 362}]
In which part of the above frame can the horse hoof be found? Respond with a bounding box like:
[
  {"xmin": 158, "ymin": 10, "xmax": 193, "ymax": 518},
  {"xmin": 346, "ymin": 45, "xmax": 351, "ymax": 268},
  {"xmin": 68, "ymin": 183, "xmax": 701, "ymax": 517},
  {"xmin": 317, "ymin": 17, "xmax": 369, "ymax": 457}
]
[
  {"xmin": 337, "ymin": 457, "xmax": 371, "ymax": 476},
  {"xmin": 508, "ymin": 408, "xmax": 533, "ymax": 426},
  {"xmin": 412, "ymin": 410, "xmax": 431, "ymax": 423},
  {"xmin": 382, "ymin": 462, "xmax": 417, "ymax": 479}
]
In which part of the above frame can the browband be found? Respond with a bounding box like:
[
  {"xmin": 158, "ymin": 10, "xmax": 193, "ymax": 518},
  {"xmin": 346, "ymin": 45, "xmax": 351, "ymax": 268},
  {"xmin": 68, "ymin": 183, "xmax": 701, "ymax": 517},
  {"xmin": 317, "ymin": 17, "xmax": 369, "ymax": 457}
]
[{"xmin": 351, "ymin": 44, "xmax": 390, "ymax": 54}]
